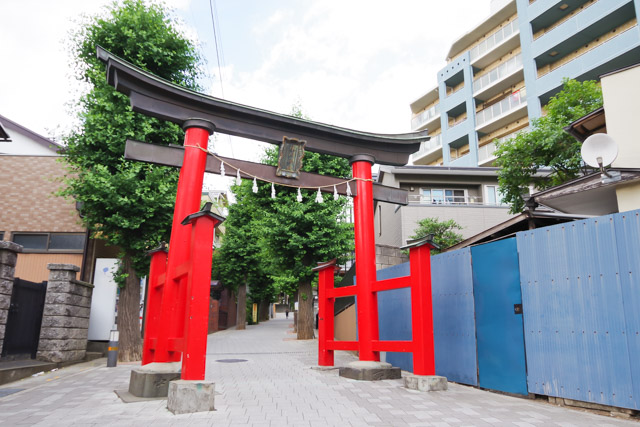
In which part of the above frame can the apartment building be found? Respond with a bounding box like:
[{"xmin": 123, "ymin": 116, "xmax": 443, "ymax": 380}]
[
  {"xmin": 409, "ymin": 0, "xmax": 640, "ymax": 167},
  {"xmin": 375, "ymin": 166, "xmax": 517, "ymax": 248}
]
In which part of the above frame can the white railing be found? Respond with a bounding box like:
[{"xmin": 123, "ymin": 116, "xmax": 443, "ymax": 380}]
[
  {"xmin": 476, "ymin": 89, "xmax": 526, "ymax": 127},
  {"xmin": 478, "ymin": 141, "xmax": 498, "ymax": 163},
  {"xmin": 408, "ymin": 194, "xmax": 507, "ymax": 207},
  {"xmin": 473, "ymin": 54, "xmax": 523, "ymax": 93},
  {"xmin": 408, "ymin": 194, "xmax": 484, "ymax": 205},
  {"xmin": 410, "ymin": 134, "xmax": 442, "ymax": 162},
  {"xmin": 411, "ymin": 103, "xmax": 440, "ymax": 129},
  {"xmin": 478, "ymin": 126, "xmax": 530, "ymax": 162},
  {"xmin": 469, "ymin": 20, "xmax": 519, "ymax": 62}
]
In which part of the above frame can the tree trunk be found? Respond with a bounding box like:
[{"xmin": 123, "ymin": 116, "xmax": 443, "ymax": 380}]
[
  {"xmin": 117, "ymin": 254, "xmax": 142, "ymax": 361},
  {"xmin": 297, "ymin": 279, "xmax": 314, "ymax": 339},
  {"xmin": 236, "ymin": 283, "xmax": 247, "ymax": 330},
  {"xmin": 258, "ymin": 299, "xmax": 270, "ymax": 322}
]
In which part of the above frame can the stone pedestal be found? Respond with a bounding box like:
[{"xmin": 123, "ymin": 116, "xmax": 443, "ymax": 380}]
[
  {"xmin": 129, "ymin": 362, "xmax": 181, "ymax": 398},
  {"xmin": 404, "ymin": 374, "xmax": 448, "ymax": 392},
  {"xmin": 0, "ymin": 241, "xmax": 22, "ymax": 356},
  {"xmin": 339, "ymin": 360, "xmax": 401, "ymax": 381},
  {"xmin": 37, "ymin": 264, "xmax": 94, "ymax": 363},
  {"xmin": 167, "ymin": 379, "xmax": 215, "ymax": 414}
]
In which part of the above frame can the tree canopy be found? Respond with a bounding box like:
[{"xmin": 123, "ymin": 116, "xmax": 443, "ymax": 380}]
[
  {"xmin": 494, "ymin": 79, "xmax": 603, "ymax": 213},
  {"xmin": 62, "ymin": 0, "xmax": 203, "ymax": 361},
  {"xmin": 410, "ymin": 217, "xmax": 464, "ymax": 254}
]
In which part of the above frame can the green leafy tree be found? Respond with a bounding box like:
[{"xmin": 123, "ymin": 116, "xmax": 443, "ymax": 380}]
[
  {"xmin": 494, "ymin": 79, "xmax": 603, "ymax": 213},
  {"xmin": 62, "ymin": 0, "xmax": 202, "ymax": 361},
  {"xmin": 214, "ymin": 182, "xmax": 272, "ymax": 329},
  {"xmin": 216, "ymin": 104, "xmax": 354, "ymax": 339},
  {"xmin": 261, "ymin": 107, "xmax": 353, "ymax": 339},
  {"xmin": 410, "ymin": 217, "xmax": 464, "ymax": 254}
]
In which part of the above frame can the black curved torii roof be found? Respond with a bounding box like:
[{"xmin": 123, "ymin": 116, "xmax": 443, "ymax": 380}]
[{"xmin": 97, "ymin": 46, "xmax": 429, "ymax": 166}]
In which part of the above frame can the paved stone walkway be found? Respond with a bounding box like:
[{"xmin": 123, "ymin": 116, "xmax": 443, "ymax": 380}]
[{"xmin": 0, "ymin": 314, "xmax": 637, "ymax": 426}]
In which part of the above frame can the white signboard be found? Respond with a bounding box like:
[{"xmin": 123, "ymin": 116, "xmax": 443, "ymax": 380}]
[{"xmin": 87, "ymin": 258, "xmax": 119, "ymax": 341}]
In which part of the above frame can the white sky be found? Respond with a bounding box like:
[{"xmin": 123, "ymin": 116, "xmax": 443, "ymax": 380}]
[{"xmin": 0, "ymin": 0, "xmax": 491, "ymax": 173}]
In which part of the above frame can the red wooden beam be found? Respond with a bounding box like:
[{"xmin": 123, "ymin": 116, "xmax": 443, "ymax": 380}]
[
  {"xmin": 325, "ymin": 340, "xmax": 359, "ymax": 351},
  {"xmin": 371, "ymin": 340, "xmax": 414, "ymax": 353},
  {"xmin": 372, "ymin": 276, "xmax": 410, "ymax": 293},
  {"xmin": 328, "ymin": 285, "xmax": 357, "ymax": 299}
]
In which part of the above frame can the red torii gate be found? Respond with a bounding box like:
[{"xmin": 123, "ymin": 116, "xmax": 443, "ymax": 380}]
[{"xmin": 97, "ymin": 47, "xmax": 437, "ymax": 381}]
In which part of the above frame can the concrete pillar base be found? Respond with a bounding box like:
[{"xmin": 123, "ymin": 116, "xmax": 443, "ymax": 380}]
[
  {"xmin": 404, "ymin": 374, "xmax": 448, "ymax": 392},
  {"xmin": 128, "ymin": 362, "xmax": 181, "ymax": 398},
  {"xmin": 167, "ymin": 379, "xmax": 215, "ymax": 414},
  {"xmin": 339, "ymin": 361, "xmax": 401, "ymax": 381}
]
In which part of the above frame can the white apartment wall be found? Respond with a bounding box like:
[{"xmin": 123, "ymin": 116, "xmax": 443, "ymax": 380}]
[
  {"xmin": 400, "ymin": 205, "xmax": 514, "ymax": 244},
  {"xmin": 0, "ymin": 128, "xmax": 58, "ymax": 155},
  {"xmin": 602, "ymin": 65, "xmax": 640, "ymax": 169}
]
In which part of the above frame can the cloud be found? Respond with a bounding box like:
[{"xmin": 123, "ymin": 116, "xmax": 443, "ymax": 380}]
[
  {"xmin": 219, "ymin": 0, "xmax": 490, "ymax": 136},
  {"xmin": 0, "ymin": 0, "xmax": 490, "ymax": 166}
]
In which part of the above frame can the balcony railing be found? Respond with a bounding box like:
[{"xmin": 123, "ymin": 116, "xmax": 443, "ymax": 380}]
[
  {"xmin": 408, "ymin": 194, "xmax": 507, "ymax": 207},
  {"xmin": 411, "ymin": 103, "xmax": 440, "ymax": 129},
  {"xmin": 473, "ymin": 54, "xmax": 523, "ymax": 93},
  {"xmin": 408, "ymin": 194, "xmax": 483, "ymax": 205},
  {"xmin": 476, "ymin": 89, "xmax": 526, "ymax": 127},
  {"xmin": 478, "ymin": 126, "xmax": 530, "ymax": 163},
  {"xmin": 478, "ymin": 141, "xmax": 498, "ymax": 163},
  {"xmin": 469, "ymin": 20, "xmax": 518, "ymax": 62},
  {"xmin": 418, "ymin": 134, "xmax": 442, "ymax": 154}
]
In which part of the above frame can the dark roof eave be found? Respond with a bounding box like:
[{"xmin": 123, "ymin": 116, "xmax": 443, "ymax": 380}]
[
  {"xmin": 97, "ymin": 46, "xmax": 428, "ymax": 166},
  {"xmin": 563, "ymin": 107, "xmax": 606, "ymax": 142},
  {"xmin": 445, "ymin": 210, "xmax": 592, "ymax": 252}
]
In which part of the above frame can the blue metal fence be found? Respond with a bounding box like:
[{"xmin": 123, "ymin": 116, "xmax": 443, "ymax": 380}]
[
  {"xmin": 517, "ymin": 210, "xmax": 640, "ymax": 410},
  {"xmin": 431, "ymin": 248, "xmax": 477, "ymax": 386},
  {"xmin": 375, "ymin": 209, "xmax": 640, "ymax": 410},
  {"xmin": 377, "ymin": 249, "xmax": 477, "ymax": 384},
  {"xmin": 377, "ymin": 263, "xmax": 412, "ymax": 372}
]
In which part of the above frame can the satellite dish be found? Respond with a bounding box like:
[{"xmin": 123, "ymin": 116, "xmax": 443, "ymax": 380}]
[{"xmin": 581, "ymin": 133, "xmax": 618, "ymax": 168}]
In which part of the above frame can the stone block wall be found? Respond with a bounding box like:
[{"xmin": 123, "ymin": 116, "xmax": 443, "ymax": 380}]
[
  {"xmin": 37, "ymin": 264, "xmax": 94, "ymax": 363},
  {"xmin": 375, "ymin": 244, "xmax": 408, "ymax": 270},
  {"xmin": 0, "ymin": 241, "xmax": 22, "ymax": 355}
]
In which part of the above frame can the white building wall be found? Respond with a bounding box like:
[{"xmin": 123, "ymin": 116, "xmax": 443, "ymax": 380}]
[
  {"xmin": 400, "ymin": 205, "xmax": 514, "ymax": 245},
  {"xmin": 602, "ymin": 65, "xmax": 640, "ymax": 169},
  {"xmin": 0, "ymin": 128, "xmax": 58, "ymax": 156}
]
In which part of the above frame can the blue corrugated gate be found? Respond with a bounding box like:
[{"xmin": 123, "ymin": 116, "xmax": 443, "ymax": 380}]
[
  {"xmin": 472, "ymin": 238, "xmax": 528, "ymax": 395},
  {"xmin": 377, "ymin": 250, "xmax": 478, "ymax": 384},
  {"xmin": 431, "ymin": 248, "xmax": 477, "ymax": 385},
  {"xmin": 377, "ymin": 264, "xmax": 412, "ymax": 372},
  {"xmin": 517, "ymin": 211, "xmax": 640, "ymax": 410}
]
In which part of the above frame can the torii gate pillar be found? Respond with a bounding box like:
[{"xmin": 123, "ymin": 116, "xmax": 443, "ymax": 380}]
[
  {"xmin": 144, "ymin": 119, "xmax": 214, "ymax": 365},
  {"xmin": 350, "ymin": 155, "xmax": 380, "ymax": 362}
]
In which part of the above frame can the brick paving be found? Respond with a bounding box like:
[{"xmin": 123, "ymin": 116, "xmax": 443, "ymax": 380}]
[{"xmin": 0, "ymin": 314, "xmax": 637, "ymax": 426}]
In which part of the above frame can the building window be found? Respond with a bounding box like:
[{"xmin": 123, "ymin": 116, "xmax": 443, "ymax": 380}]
[
  {"xmin": 12, "ymin": 232, "xmax": 85, "ymax": 253},
  {"xmin": 421, "ymin": 188, "xmax": 467, "ymax": 204},
  {"xmin": 485, "ymin": 185, "xmax": 504, "ymax": 205}
]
